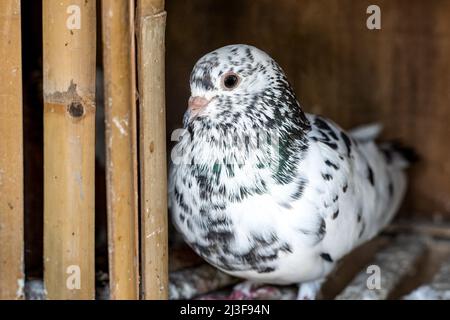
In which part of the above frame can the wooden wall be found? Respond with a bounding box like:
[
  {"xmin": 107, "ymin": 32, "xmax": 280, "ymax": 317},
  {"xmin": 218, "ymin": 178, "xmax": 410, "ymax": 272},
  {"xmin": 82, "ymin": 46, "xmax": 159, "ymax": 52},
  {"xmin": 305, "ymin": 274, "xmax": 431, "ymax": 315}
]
[{"xmin": 165, "ymin": 0, "xmax": 450, "ymax": 219}]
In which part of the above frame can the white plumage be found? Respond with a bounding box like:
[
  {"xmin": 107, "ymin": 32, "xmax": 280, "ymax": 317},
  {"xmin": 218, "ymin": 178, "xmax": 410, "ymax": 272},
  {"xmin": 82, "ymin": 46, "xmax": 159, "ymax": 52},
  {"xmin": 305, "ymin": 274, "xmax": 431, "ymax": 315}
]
[{"xmin": 169, "ymin": 44, "xmax": 413, "ymax": 299}]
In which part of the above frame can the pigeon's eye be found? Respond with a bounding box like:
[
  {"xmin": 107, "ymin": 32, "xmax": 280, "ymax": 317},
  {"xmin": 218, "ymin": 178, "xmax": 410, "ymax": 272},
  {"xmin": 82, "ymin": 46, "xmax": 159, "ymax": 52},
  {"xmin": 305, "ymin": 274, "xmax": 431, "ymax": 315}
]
[{"xmin": 222, "ymin": 72, "xmax": 240, "ymax": 90}]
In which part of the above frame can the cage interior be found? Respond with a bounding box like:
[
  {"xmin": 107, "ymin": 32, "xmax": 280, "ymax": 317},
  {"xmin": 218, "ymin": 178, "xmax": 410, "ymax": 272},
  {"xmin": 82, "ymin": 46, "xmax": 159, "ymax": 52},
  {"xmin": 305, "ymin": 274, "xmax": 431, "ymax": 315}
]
[{"xmin": 12, "ymin": 0, "xmax": 450, "ymax": 299}]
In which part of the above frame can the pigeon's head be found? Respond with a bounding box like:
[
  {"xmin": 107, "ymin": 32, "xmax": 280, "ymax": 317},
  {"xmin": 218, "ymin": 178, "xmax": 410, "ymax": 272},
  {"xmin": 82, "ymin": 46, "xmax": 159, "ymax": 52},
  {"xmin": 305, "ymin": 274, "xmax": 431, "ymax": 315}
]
[{"xmin": 185, "ymin": 44, "xmax": 307, "ymax": 130}]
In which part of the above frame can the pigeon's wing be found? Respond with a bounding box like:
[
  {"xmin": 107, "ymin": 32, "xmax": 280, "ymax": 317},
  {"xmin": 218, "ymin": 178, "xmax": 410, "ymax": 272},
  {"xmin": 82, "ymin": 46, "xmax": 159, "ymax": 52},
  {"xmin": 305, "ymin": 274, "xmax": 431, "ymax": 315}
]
[{"xmin": 289, "ymin": 114, "xmax": 408, "ymax": 260}]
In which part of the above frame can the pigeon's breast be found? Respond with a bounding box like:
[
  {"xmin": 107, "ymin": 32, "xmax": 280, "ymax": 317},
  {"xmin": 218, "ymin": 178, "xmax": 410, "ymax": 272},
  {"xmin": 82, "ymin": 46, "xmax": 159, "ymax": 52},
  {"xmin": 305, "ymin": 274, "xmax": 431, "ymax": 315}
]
[
  {"xmin": 168, "ymin": 132, "xmax": 330, "ymax": 283},
  {"xmin": 170, "ymin": 168, "xmax": 328, "ymax": 283}
]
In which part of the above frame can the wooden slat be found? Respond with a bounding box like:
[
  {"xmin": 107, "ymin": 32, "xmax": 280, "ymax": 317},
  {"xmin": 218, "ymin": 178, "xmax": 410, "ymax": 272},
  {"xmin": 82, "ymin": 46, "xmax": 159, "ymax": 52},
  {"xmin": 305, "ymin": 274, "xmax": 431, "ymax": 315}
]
[
  {"xmin": 169, "ymin": 264, "xmax": 239, "ymax": 300},
  {"xmin": 197, "ymin": 285, "xmax": 298, "ymax": 300},
  {"xmin": 0, "ymin": 0, "xmax": 24, "ymax": 300},
  {"xmin": 136, "ymin": 0, "xmax": 168, "ymax": 300},
  {"xmin": 386, "ymin": 220, "xmax": 450, "ymax": 239},
  {"xmin": 336, "ymin": 236, "xmax": 426, "ymax": 300},
  {"xmin": 101, "ymin": 0, "xmax": 139, "ymax": 300},
  {"xmin": 43, "ymin": 0, "xmax": 96, "ymax": 299},
  {"xmin": 429, "ymin": 258, "xmax": 450, "ymax": 295},
  {"xmin": 404, "ymin": 257, "xmax": 450, "ymax": 300}
]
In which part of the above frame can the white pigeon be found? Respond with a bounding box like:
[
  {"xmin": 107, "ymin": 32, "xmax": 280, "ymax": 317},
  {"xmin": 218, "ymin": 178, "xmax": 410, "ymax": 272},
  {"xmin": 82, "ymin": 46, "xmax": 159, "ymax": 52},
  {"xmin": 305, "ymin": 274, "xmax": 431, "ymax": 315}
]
[{"xmin": 169, "ymin": 44, "xmax": 415, "ymax": 299}]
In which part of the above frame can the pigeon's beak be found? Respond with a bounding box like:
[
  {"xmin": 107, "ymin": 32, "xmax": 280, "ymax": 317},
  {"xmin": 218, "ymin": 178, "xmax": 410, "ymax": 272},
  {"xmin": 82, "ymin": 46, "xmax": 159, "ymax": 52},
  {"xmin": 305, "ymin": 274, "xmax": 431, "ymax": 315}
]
[{"xmin": 188, "ymin": 96, "xmax": 210, "ymax": 117}]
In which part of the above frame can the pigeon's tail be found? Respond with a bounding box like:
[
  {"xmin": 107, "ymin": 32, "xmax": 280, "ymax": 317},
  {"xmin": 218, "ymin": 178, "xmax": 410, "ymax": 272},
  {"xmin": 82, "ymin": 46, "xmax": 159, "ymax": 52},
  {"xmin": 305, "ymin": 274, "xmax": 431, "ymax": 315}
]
[
  {"xmin": 373, "ymin": 140, "xmax": 417, "ymax": 230},
  {"xmin": 349, "ymin": 123, "xmax": 418, "ymax": 169},
  {"xmin": 379, "ymin": 141, "xmax": 419, "ymax": 169},
  {"xmin": 349, "ymin": 123, "xmax": 383, "ymax": 142}
]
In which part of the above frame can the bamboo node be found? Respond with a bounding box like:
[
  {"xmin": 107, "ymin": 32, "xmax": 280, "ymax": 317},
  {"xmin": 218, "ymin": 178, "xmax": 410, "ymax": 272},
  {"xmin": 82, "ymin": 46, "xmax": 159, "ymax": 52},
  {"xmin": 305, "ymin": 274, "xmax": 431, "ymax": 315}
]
[
  {"xmin": 44, "ymin": 80, "xmax": 94, "ymax": 109},
  {"xmin": 68, "ymin": 101, "xmax": 84, "ymax": 118}
]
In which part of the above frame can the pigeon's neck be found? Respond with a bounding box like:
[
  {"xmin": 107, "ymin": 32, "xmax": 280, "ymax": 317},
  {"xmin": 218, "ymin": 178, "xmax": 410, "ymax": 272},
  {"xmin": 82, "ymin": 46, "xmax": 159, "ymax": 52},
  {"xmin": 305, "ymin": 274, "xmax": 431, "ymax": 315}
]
[
  {"xmin": 180, "ymin": 82, "xmax": 311, "ymax": 188},
  {"xmin": 182, "ymin": 116, "xmax": 310, "ymax": 190}
]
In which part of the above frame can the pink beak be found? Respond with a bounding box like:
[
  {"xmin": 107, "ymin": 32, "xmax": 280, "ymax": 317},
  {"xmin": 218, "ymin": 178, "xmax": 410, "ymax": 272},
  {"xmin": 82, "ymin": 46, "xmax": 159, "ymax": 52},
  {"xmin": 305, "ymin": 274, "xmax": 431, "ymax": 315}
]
[{"xmin": 188, "ymin": 96, "xmax": 210, "ymax": 115}]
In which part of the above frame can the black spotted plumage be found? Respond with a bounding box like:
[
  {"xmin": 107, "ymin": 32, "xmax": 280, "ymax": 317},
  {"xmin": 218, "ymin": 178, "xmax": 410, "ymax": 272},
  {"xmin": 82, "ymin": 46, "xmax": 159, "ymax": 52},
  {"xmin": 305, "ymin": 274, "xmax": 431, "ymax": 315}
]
[
  {"xmin": 320, "ymin": 253, "xmax": 333, "ymax": 263},
  {"xmin": 325, "ymin": 159, "xmax": 339, "ymax": 170},
  {"xmin": 169, "ymin": 44, "xmax": 414, "ymax": 299},
  {"xmin": 341, "ymin": 131, "xmax": 352, "ymax": 157},
  {"xmin": 367, "ymin": 165, "xmax": 375, "ymax": 186},
  {"xmin": 332, "ymin": 210, "xmax": 339, "ymax": 219}
]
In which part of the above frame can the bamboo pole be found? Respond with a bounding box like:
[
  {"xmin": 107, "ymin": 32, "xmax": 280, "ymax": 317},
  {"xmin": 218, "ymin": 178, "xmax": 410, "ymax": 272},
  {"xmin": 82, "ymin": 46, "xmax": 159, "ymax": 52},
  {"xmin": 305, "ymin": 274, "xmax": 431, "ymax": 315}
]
[
  {"xmin": 136, "ymin": 0, "xmax": 168, "ymax": 300},
  {"xmin": 101, "ymin": 0, "xmax": 139, "ymax": 299},
  {"xmin": 43, "ymin": 0, "xmax": 96, "ymax": 299},
  {"xmin": 0, "ymin": 0, "xmax": 24, "ymax": 300}
]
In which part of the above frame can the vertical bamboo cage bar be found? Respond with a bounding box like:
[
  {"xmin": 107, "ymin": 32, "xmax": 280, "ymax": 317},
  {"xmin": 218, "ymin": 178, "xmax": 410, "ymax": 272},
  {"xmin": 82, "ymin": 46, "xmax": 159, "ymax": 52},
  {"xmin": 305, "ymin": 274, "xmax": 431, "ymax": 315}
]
[
  {"xmin": 43, "ymin": 0, "xmax": 96, "ymax": 299},
  {"xmin": 136, "ymin": 0, "xmax": 168, "ymax": 299},
  {"xmin": 101, "ymin": 0, "xmax": 139, "ymax": 299},
  {"xmin": 0, "ymin": 0, "xmax": 24, "ymax": 300}
]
